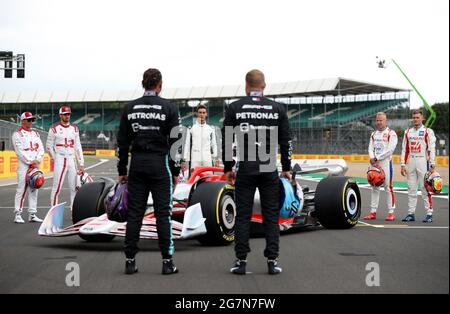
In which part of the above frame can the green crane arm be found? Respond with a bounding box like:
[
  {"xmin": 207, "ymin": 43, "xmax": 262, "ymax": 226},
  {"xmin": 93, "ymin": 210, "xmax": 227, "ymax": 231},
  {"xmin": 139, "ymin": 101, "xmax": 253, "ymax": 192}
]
[{"xmin": 392, "ymin": 59, "xmax": 436, "ymax": 127}]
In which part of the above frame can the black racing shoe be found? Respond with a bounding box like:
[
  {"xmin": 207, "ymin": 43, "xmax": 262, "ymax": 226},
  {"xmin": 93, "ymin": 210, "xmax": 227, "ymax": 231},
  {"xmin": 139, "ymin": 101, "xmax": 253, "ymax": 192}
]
[
  {"xmin": 402, "ymin": 213, "xmax": 416, "ymax": 222},
  {"xmin": 267, "ymin": 259, "xmax": 282, "ymax": 275},
  {"xmin": 230, "ymin": 259, "xmax": 247, "ymax": 275},
  {"xmin": 125, "ymin": 258, "xmax": 138, "ymax": 275},
  {"xmin": 162, "ymin": 259, "xmax": 179, "ymax": 275},
  {"xmin": 422, "ymin": 213, "xmax": 433, "ymax": 223}
]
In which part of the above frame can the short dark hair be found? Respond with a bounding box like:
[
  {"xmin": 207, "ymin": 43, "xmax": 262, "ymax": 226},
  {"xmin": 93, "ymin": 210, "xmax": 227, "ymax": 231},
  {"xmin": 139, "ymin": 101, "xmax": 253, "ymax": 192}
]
[
  {"xmin": 412, "ymin": 109, "xmax": 423, "ymax": 116},
  {"xmin": 245, "ymin": 69, "xmax": 266, "ymax": 89},
  {"xmin": 142, "ymin": 68, "xmax": 162, "ymax": 90},
  {"xmin": 196, "ymin": 104, "xmax": 207, "ymax": 112}
]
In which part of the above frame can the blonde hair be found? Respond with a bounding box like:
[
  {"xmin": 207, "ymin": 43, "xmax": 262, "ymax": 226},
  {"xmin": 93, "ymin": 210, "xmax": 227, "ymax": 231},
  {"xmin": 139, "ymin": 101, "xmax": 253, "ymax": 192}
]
[{"xmin": 245, "ymin": 69, "xmax": 266, "ymax": 88}]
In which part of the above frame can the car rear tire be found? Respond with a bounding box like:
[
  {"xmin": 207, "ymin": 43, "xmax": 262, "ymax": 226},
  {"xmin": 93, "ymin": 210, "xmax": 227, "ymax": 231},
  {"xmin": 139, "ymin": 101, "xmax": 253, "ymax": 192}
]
[
  {"xmin": 189, "ymin": 181, "xmax": 235, "ymax": 246},
  {"xmin": 72, "ymin": 178, "xmax": 116, "ymax": 242},
  {"xmin": 315, "ymin": 176, "xmax": 361, "ymax": 229}
]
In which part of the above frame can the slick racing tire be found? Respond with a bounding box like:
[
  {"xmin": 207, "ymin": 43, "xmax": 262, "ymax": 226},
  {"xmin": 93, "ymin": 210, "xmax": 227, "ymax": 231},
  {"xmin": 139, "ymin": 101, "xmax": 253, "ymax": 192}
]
[
  {"xmin": 315, "ymin": 176, "xmax": 361, "ymax": 229},
  {"xmin": 72, "ymin": 178, "xmax": 116, "ymax": 242},
  {"xmin": 189, "ymin": 181, "xmax": 235, "ymax": 246}
]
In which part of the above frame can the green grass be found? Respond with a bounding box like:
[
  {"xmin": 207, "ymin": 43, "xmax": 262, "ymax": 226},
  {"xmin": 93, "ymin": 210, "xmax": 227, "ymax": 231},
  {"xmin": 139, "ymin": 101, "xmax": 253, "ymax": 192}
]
[{"xmin": 302, "ymin": 173, "xmax": 449, "ymax": 194}]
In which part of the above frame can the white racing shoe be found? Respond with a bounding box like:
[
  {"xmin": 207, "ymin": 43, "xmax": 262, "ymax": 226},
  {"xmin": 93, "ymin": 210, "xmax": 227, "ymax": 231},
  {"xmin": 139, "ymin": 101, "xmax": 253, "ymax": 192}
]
[
  {"xmin": 28, "ymin": 214, "xmax": 43, "ymax": 223},
  {"xmin": 14, "ymin": 214, "xmax": 25, "ymax": 224}
]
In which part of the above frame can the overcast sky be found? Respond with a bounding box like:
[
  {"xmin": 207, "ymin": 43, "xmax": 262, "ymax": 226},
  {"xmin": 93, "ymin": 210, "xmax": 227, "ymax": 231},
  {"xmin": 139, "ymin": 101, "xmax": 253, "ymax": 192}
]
[{"xmin": 1, "ymin": 0, "xmax": 448, "ymax": 108}]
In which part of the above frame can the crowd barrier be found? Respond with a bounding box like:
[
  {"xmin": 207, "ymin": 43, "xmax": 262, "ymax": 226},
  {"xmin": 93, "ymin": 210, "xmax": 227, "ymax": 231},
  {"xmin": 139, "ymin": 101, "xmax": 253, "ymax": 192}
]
[
  {"xmin": 0, "ymin": 151, "xmax": 53, "ymax": 178},
  {"xmin": 2, "ymin": 151, "xmax": 447, "ymax": 179},
  {"xmin": 95, "ymin": 149, "xmax": 116, "ymax": 157},
  {"xmin": 0, "ymin": 149, "xmax": 117, "ymax": 179},
  {"xmin": 82, "ymin": 149, "xmax": 116, "ymax": 157}
]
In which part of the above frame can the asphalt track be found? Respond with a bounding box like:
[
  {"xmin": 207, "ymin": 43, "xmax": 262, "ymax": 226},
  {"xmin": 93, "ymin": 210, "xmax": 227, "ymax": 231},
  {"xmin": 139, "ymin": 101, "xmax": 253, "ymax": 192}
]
[{"xmin": 0, "ymin": 157, "xmax": 448, "ymax": 294}]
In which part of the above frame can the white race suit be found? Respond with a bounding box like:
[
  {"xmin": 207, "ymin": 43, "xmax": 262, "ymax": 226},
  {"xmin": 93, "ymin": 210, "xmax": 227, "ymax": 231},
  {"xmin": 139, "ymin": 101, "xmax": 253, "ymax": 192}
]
[
  {"xmin": 12, "ymin": 127, "xmax": 44, "ymax": 215},
  {"xmin": 46, "ymin": 123, "xmax": 84, "ymax": 207},
  {"xmin": 368, "ymin": 127, "xmax": 398, "ymax": 213},
  {"xmin": 401, "ymin": 125, "xmax": 436, "ymax": 214},
  {"xmin": 183, "ymin": 122, "xmax": 218, "ymax": 168}
]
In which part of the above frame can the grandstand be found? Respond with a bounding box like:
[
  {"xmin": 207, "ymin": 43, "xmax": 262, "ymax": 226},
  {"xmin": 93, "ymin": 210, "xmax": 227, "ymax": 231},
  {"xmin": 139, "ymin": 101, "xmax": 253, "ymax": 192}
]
[{"xmin": 1, "ymin": 77, "xmax": 414, "ymax": 154}]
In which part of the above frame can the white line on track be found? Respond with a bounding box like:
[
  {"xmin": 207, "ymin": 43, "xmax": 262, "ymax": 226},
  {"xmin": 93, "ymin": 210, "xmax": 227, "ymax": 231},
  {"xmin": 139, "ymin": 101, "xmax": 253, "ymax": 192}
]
[
  {"xmin": 0, "ymin": 206, "xmax": 51, "ymax": 209},
  {"xmin": 84, "ymin": 159, "xmax": 109, "ymax": 171},
  {"xmin": 0, "ymin": 159, "xmax": 110, "ymax": 188},
  {"xmin": 358, "ymin": 184, "xmax": 449, "ymax": 200},
  {"xmin": 358, "ymin": 221, "xmax": 449, "ymax": 229}
]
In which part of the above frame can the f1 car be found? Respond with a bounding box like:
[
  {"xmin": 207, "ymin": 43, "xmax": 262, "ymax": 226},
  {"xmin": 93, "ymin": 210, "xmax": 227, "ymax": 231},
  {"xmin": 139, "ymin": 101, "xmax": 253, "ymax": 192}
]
[{"xmin": 38, "ymin": 159, "xmax": 361, "ymax": 245}]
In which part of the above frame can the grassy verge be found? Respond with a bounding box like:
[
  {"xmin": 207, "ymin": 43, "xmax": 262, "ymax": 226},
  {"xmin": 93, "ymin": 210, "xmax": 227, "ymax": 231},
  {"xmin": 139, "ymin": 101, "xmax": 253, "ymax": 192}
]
[{"xmin": 302, "ymin": 173, "xmax": 449, "ymax": 194}]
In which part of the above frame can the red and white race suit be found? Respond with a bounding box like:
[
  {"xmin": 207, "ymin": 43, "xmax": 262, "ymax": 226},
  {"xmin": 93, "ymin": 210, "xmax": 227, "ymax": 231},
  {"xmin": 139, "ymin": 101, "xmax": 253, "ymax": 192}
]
[
  {"xmin": 12, "ymin": 128, "xmax": 44, "ymax": 214},
  {"xmin": 368, "ymin": 127, "xmax": 398, "ymax": 213},
  {"xmin": 46, "ymin": 123, "xmax": 84, "ymax": 207},
  {"xmin": 401, "ymin": 125, "xmax": 436, "ymax": 214}
]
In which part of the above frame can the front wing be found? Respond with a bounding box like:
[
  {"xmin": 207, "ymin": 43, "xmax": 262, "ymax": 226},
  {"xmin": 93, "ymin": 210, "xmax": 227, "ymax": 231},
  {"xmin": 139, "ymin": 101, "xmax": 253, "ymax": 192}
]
[{"xmin": 38, "ymin": 202, "xmax": 206, "ymax": 240}]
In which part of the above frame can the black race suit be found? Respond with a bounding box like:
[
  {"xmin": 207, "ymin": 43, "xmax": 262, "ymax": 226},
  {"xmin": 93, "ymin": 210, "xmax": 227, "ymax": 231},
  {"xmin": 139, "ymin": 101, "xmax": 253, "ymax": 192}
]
[
  {"xmin": 117, "ymin": 91, "xmax": 181, "ymax": 259},
  {"xmin": 222, "ymin": 92, "xmax": 292, "ymax": 260}
]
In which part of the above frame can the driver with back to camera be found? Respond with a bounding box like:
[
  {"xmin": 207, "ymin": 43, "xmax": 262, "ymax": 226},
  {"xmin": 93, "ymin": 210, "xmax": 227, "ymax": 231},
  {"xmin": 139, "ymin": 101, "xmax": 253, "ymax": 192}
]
[
  {"xmin": 117, "ymin": 68, "xmax": 182, "ymax": 275},
  {"xmin": 222, "ymin": 69, "xmax": 292, "ymax": 275}
]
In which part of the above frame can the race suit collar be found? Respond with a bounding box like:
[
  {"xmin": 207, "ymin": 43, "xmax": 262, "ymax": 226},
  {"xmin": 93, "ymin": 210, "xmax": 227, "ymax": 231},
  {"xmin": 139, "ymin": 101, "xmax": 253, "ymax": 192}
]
[
  {"xmin": 59, "ymin": 122, "xmax": 71, "ymax": 128},
  {"xmin": 249, "ymin": 91, "xmax": 263, "ymax": 97},
  {"xmin": 144, "ymin": 90, "xmax": 158, "ymax": 97},
  {"xmin": 414, "ymin": 124, "xmax": 424, "ymax": 130}
]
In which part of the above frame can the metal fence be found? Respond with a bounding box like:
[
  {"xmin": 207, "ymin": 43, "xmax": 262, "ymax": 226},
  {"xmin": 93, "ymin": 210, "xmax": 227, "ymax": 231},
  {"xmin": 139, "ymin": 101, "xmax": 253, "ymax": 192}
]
[
  {"xmin": 0, "ymin": 119, "xmax": 48, "ymax": 151},
  {"xmin": 2, "ymin": 119, "xmax": 447, "ymax": 156},
  {"xmin": 79, "ymin": 130, "xmax": 116, "ymax": 150},
  {"xmin": 291, "ymin": 126, "xmax": 377, "ymax": 155},
  {"xmin": 291, "ymin": 126, "xmax": 448, "ymax": 156},
  {"xmin": 0, "ymin": 120, "xmax": 116, "ymax": 151}
]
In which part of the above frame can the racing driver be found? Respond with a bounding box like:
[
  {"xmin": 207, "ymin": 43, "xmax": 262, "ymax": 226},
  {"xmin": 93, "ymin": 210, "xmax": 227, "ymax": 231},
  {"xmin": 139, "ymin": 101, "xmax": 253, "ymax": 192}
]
[
  {"xmin": 117, "ymin": 68, "xmax": 182, "ymax": 275},
  {"xmin": 222, "ymin": 69, "xmax": 292, "ymax": 275},
  {"xmin": 46, "ymin": 106, "xmax": 84, "ymax": 208},
  {"xmin": 401, "ymin": 109, "xmax": 437, "ymax": 223},
  {"xmin": 364, "ymin": 112, "xmax": 398, "ymax": 221},
  {"xmin": 12, "ymin": 112, "xmax": 45, "ymax": 223}
]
